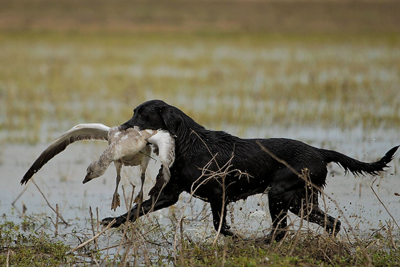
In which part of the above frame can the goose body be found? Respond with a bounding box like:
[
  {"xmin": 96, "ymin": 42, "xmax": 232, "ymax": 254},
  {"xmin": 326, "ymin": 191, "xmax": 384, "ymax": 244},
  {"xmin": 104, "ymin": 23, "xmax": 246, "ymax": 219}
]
[
  {"xmin": 83, "ymin": 126, "xmax": 175, "ymax": 209},
  {"xmin": 21, "ymin": 123, "xmax": 175, "ymax": 210},
  {"xmin": 82, "ymin": 126, "xmax": 155, "ymax": 184}
]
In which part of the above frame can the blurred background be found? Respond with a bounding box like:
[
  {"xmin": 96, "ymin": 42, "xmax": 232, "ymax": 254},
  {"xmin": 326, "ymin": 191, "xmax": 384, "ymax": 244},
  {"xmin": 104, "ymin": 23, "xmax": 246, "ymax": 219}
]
[{"xmin": 0, "ymin": 0, "xmax": 399, "ymax": 143}]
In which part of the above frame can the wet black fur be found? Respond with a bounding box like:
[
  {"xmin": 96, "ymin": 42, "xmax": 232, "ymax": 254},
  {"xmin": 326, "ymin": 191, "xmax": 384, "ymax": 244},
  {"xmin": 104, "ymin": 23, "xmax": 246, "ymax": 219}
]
[{"xmin": 102, "ymin": 100, "xmax": 399, "ymax": 242}]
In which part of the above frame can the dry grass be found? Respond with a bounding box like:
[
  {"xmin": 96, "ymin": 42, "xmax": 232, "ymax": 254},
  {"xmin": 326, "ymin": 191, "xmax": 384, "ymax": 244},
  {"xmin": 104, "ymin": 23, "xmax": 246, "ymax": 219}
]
[{"xmin": 1, "ymin": 31, "xmax": 399, "ymax": 143}]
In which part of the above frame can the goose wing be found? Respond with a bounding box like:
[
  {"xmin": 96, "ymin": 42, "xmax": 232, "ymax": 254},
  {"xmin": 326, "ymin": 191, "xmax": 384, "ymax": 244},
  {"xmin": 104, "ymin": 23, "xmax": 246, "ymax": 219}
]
[
  {"xmin": 21, "ymin": 123, "xmax": 110, "ymax": 184},
  {"xmin": 148, "ymin": 130, "xmax": 175, "ymax": 169}
]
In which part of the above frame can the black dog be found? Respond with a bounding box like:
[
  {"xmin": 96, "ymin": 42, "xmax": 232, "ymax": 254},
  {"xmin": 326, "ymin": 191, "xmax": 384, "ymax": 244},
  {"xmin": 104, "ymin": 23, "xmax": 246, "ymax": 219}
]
[{"xmin": 102, "ymin": 100, "xmax": 398, "ymax": 242}]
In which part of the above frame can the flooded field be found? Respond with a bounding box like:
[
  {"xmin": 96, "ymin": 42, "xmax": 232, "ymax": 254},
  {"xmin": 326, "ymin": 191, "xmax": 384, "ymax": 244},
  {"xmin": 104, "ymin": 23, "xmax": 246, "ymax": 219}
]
[
  {"xmin": 1, "ymin": 32, "xmax": 400, "ymax": 144},
  {"xmin": 1, "ymin": 125, "xmax": 399, "ymax": 263}
]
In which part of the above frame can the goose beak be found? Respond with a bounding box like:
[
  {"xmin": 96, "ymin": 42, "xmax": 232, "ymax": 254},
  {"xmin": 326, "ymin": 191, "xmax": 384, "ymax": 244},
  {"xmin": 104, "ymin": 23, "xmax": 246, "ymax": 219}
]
[{"xmin": 82, "ymin": 175, "xmax": 92, "ymax": 184}]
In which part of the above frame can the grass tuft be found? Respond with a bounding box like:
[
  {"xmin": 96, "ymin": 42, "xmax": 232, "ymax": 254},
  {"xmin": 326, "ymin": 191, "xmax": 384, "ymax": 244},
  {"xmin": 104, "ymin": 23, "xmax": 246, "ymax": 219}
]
[{"xmin": 0, "ymin": 220, "xmax": 74, "ymax": 266}]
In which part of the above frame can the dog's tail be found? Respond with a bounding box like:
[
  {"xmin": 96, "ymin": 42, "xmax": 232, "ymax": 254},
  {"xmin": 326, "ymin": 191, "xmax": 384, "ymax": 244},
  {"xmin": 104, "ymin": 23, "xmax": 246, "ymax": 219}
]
[{"xmin": 319, "ymin": 145, "xmax": 399, "ymax": 176}]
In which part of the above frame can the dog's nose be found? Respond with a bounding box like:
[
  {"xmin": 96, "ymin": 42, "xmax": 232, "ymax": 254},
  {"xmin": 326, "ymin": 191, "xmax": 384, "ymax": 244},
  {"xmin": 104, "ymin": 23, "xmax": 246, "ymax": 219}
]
[{"xmin": 120, "ymin": 122, "xmax": 131, "ymax": 130}]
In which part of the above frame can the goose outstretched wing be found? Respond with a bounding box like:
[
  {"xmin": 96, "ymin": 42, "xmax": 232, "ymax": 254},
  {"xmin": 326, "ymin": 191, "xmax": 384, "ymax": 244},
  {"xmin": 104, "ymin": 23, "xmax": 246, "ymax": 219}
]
[{"xmin": 21, "ymin": 123, "xmax": 110, "ymax": 184}]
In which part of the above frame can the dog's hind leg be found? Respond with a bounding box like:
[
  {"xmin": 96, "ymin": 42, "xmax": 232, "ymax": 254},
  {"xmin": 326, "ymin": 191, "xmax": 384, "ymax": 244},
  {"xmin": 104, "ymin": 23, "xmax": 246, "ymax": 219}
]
[
  {"xmin": 289, "ymin": 190, "xmax": 341, "ymax": 236},
  {"xmin": 305, "ymin": 206, "xmax": 341, "ymax": 236},
  {"xmin": 263, "ymin": 192, "xmax": 290, "ymax": 243},
  {"xmin": 101, "ymin": 178, "xmax": 183, "ymax": 227},
  {"xmin": 263, "ymin": 169, "xmax": 306, "ymax": 243}
]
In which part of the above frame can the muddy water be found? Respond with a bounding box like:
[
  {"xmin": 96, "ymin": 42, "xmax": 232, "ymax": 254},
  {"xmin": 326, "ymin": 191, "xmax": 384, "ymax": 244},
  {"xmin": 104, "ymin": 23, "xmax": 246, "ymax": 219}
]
[{"xmin": 1, "ymin": 126, "xmax": 399, "ymax": 253}]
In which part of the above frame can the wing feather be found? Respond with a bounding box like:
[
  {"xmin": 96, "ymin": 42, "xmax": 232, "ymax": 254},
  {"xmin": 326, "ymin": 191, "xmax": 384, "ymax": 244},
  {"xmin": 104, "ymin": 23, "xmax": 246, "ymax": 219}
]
[{"xmin": 21, "ymin": 123, "xmax": 110, "ymax": 184}]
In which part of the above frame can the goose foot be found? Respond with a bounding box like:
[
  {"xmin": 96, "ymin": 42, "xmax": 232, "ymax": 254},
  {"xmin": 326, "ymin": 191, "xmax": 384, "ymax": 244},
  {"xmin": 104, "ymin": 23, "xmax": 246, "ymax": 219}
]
[{"xmin": 111, "ymin": 191, "xmax": 121, "ymax": 211}]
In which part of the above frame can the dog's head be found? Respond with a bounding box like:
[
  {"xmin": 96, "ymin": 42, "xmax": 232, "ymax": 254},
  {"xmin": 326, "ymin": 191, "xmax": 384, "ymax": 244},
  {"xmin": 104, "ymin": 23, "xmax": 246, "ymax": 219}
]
[{"xmin": 121, "ymin": 100, "xmax": 187, "ymax": 136}]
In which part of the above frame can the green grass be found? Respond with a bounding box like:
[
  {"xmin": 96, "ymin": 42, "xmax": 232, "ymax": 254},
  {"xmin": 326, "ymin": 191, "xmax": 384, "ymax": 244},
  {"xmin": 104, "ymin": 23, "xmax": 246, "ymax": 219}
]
[
  {"xmin": 1, "ymin": 216, "xmax": 399, "ymax": 266},
  {"xmin": 1, "ymin": 31, "xmax": 399, "ymax": 143},
  {"xmin": 178, "ymin": 236, "xmax": 400, "ymax": 267},
  {"xmin": 0, "ymin": 219, "xmax": 75, "ymax": 266}
]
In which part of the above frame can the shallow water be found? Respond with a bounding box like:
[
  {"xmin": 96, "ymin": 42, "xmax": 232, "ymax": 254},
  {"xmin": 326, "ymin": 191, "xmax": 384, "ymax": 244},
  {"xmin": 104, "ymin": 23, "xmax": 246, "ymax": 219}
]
[{"xmin": 1, "ymin": 126, "xmax": 399, "ymax": 260}]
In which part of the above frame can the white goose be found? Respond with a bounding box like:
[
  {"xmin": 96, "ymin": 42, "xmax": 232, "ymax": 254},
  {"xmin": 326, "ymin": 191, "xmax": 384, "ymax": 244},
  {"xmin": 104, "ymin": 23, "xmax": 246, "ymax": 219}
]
[{"xmin": 21, "ymin": 123, "xmax": 175, "ymax": 210}]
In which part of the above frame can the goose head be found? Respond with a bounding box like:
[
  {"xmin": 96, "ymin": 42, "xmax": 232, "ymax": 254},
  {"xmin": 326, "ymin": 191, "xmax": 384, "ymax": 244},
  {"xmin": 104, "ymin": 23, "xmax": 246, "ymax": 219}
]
[{"xmin": 83, "ymin": 161, "xmax": 106, "ymax": 184}]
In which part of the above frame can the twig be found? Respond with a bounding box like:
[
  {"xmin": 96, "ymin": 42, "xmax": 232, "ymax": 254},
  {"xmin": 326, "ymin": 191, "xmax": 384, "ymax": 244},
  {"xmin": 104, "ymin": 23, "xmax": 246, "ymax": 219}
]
[
  {"xmin": 113, "ymin": 183, "xmax": 135, "ymax": 265},
  {"xmin": 31, "ymin": 179, "xmax": 69, "ymax": 225},
  {"xmin": 173, "ymin": 152, "xmax": 248, "ymax": 262},
  {"xmin": 6, "ymin": 249, "xmax": 12, "ymax": 267},
  {"xmin": 212, "ymin": 153, "xmax": 234, "ymax": 246},
  {"xmin": 370, "ymin": 178, "xmax": 400, "ymax": 230},
  {"xmin": 173, "ymin": 131, "xmax": 253, "ymax": 259},
  {"xmin": 386, "ymin": 220, "xmax": 397, "ymax": 250},
  {"xmin": 179, "ymin": 217, "xmax": 185, "ymax": 266},
  {"xmin": 173, "ymin": 154, "xmax": 222, "ymax": 263},
  {"xmin": 289, "ymin": 198, "xmax": 305, "ymax": 255},
  {"xmin": 67, "ymin": 219, "xmax": 116, "ymax": 254},
  {"xmin": 89, "ymin": 207, "xmax": 98, "ymax": 250},
  {"xmin": 191, "ymin": 129, "xmax": 221, "ymax": 170},
  {"xmin": 96, "ymin": 207, "xmax": 100, "ymax": 233},
  {"xmin": 92, "ymin": 240, "xmax": 133, "ymax": 253},
  {"xmin": 55, "ymin": 204, "xmax": 59, "ymax": 237},
  {"xmin": 11, "ymin": 180, "xmax": 30, "ymax": 206}
]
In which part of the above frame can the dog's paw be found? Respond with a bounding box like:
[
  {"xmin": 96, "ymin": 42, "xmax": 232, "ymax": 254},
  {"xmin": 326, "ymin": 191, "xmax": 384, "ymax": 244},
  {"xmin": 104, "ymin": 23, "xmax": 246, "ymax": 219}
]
[
  {"xmin": 101, "ymin": 216, "xmax": 124, "ymax": 228},
  {"xmin": 260, "ymin": 231, "xmax": 287, "ymax": 244}
]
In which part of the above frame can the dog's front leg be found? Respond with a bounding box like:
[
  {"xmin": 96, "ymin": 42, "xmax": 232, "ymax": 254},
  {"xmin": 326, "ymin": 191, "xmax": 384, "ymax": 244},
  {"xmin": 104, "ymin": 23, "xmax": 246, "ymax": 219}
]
[
  {"xmin": 102, "ymin": 181, "xmax": 183, "ymax": 227},
  {"xmin": 209, "ymin": 196, "xmax": 239, "ymax": 238}
]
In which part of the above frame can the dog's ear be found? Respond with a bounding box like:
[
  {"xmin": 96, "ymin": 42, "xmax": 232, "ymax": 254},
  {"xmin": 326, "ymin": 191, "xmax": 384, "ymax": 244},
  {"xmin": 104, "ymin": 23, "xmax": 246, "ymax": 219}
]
[{"xmin": 158, "ymin": 106, "xmax": 183, "ymax": 136}]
